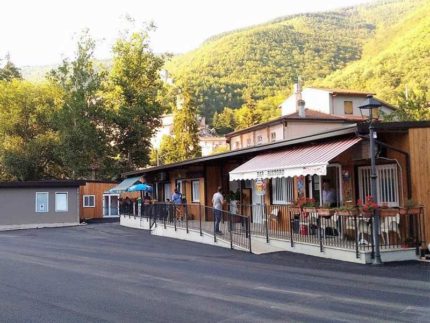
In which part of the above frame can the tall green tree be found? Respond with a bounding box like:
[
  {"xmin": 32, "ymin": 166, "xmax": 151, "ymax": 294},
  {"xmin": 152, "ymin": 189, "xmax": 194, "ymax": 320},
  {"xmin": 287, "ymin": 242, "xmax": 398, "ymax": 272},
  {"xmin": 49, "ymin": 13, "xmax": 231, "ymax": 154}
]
[
  {"xmin": 0, "ymin": 80, "xmax": 62, "ymax": 180},
  {"xmin": 0, "ymin": 55, "xmax": 22, "ymax": 81},
  {"xmin": 106, "ymin": 24, "xmax": 164, "ymax": 171},
  {"xmin": 48, "ymin": 31, "xmax": 111, "ymax": 179},
  {"xmin": 385, "ymin": 89, "xmax": 430, "ymax": 121},
  {"xmin": 172, "ymin": 88, "xmax": 201, "ymax": 161}
]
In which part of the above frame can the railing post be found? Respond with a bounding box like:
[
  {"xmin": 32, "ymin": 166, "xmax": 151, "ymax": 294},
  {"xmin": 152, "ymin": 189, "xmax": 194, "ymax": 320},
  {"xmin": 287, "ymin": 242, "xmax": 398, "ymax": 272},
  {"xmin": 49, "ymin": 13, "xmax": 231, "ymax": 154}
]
[
  {"xmin": 248, "ymin": 216, "xmax": 252, "ymax": 253},
  {"xmin": 354, "ymin": 215, "xmax": 359, "ymax": 259},
  {"xmin": 230, "ymin": 213, "xmax": 233, "ymax": 250},
  {"xmin": 185, "ymin": 205, "xmax": 189, "ymax": 234},
  {"xmin": 213, "ymin": 209, "xmax": 217, "ymax": 243},
  {"xmin": 265, "ymin": 204, "xmax": 269, "ymax": 243},
  {"xmin": 289, "ymin": 209, "xmax": 294, "ymax": 248},
  {"xmin": 318, "ymin": 216, "xmax": 323, "ymax": 253},
  {"xmin": 174, "ymin": 205, "xmax": 177, "ymax": 231},
  {"xmin": 415, "ymin": 210, "xmax": 420, "ymax": 255},
  {"xmin": 199, "ymin": 204, "xmax": 203, "ymax": 236},
  {"xmin": 370, "ymin": 215, "xmax": 375, "ymax": 259}
]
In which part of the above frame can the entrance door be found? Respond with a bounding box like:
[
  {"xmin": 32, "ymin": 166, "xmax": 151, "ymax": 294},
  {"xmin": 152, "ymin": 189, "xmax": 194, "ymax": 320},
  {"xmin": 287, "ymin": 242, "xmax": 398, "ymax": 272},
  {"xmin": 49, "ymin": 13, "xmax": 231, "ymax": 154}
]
[
  {"xmin": 103, "ymin": 194, "xmax": 119, "ymax": 217},
  {"xmin": 321, "ymin": 165, "xmax": 342, "ymax": 207},
  {"xmin": 251, "ymin": 180, "xmax": 265, "ymax": 224}
]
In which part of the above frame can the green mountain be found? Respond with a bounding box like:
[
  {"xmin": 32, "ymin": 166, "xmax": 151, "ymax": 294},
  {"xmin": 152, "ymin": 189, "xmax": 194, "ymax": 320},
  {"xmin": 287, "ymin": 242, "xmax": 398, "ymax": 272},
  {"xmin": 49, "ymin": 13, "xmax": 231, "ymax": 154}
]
[
  {"xmin": 317, "ymin": 1, "xmax": 430, "ymax": 104},
  {"xmin": 165, "ymin": 0, "xmax": 427, "ymax": 123}
]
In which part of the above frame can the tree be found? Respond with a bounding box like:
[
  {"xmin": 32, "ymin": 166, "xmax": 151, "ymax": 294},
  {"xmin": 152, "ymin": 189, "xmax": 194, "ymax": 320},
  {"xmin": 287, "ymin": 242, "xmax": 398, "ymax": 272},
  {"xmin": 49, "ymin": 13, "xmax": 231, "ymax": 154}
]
[
  {"xmin": 213, "ymin": 107, "xmax": 236, "ymax": 134},
  {"xmin": 384, "ymin": 89, "xmax": 430, "ymax": 121},
  {"xmin": 171, "ymin": 87, "xmax": 201, "ymax": 161},
  {"xmin": 48, "ymin": 30, "xmax": 112, "ymax": 179},
  {"xmin": 0, "ymin": 54, "xmax": 22, "ymax": 81},
  {"xmin": 156, "ymin": 135, "xmax": 177, "ymax": 165},
  {"xmin": 0, "ymin": 80, "xmax": 62, "ymax": 180},
  {"xmin": 106, "ymin": 23, "xmax": 164, "ymax": 171}
]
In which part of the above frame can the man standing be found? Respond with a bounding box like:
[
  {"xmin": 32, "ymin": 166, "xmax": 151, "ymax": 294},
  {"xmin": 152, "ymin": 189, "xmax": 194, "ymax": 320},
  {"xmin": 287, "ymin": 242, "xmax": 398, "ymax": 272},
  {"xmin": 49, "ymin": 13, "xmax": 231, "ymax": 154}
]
[
  {"xmin": 172, "ymin": 188, "xmax": 183, "ymax": 221},
  {"xmin": 212, "ymin": 186, "xmax": 224, "ymax": 234},
  {"xmin": 322, "ymin": 180, "xmax": 336, "ymax": 207}
]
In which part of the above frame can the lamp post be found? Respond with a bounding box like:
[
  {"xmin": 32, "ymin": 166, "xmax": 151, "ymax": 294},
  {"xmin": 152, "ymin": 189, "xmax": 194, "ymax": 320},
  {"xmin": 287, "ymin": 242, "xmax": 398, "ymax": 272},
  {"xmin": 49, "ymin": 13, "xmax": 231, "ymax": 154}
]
[{"xmin": 358, "ymin": 95, "xmax": 383, "ymax": 265}]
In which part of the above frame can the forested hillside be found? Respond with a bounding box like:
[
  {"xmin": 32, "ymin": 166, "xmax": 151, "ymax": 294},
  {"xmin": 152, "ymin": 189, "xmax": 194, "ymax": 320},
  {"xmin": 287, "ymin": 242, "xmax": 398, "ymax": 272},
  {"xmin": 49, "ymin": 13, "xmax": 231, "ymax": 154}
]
[
  {"xmin": 165, "ymin": 0, "xmax": 427, "ymax": 124},
  {"xmin": 318, "ymin": 1, "xmax": 430, "ymax": 104}
]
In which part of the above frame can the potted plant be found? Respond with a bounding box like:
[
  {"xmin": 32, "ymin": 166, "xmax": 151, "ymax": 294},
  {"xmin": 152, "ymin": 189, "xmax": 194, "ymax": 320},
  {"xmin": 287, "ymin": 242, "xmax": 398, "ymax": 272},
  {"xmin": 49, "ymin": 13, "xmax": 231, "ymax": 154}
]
[
  {"xmin": 399, "ymin": 199, "xmax": 423, "ymax": 216},
  {"xmin": 334, "ymin": 205, "xmax": 358, "ymax": 216},
  {"xmin": 357, "ymin": 195, "xmax": 379, "ymax": 217},
  {"xmin": 301, "ymin": 198, "xmax": 317, "ymax": 213},
  {"xmin": 379, "ymin": 202, "xmax": 400, "ymax": 217}
]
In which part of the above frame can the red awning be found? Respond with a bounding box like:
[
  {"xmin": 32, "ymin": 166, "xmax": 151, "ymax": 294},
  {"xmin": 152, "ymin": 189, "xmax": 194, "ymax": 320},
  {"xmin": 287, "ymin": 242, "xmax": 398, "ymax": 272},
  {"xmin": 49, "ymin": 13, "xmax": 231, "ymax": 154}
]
[{"xmin": 229, "ymin": 137, "xmax": 361, "ymax": 181}]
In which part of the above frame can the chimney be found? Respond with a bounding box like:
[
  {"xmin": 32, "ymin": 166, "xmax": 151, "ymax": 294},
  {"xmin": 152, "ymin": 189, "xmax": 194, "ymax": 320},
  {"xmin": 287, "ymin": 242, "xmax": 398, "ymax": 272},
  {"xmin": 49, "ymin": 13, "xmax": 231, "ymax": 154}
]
[
  {"xmin": 294, "ymin": 80, "xmax": 303, "ymax": 113},
  {"xmin": 298, "ymin": 99, "xmax": 306, "ymax": 118}
]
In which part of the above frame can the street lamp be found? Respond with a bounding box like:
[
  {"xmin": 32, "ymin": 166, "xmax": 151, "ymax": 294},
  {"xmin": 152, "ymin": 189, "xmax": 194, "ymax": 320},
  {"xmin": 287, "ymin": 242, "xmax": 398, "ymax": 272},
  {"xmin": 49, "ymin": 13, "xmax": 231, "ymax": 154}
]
[{"xmin": 358, "ymin": 94, "xmax": 383, "ymax": 265}]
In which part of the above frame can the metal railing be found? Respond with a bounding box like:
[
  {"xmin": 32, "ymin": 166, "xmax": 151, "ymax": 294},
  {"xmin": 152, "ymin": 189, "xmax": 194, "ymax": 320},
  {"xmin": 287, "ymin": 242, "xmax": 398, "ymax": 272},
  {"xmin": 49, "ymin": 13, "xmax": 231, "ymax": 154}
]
[
  {"xmin": 120, "ymin": 202, "xmax": 424, "ymax": 258},
  {"xmin": 121, "ymin": 202, "xmax": 252, "ymax": 252},
  {"xmin": 237, "ymin": 204, "xmax": 424, "ymax": 258}
]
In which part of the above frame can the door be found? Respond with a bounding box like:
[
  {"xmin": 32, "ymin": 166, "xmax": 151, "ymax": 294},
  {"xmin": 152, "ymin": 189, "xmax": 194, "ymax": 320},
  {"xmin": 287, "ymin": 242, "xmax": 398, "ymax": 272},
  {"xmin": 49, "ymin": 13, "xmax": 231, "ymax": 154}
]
[
  {"xmin": 251, "ymin": 180, "xmax": 265, "ymax": 223},
  {"xmin": 103, "ymin": 194, "xmax": 119, "ymax": 217}
]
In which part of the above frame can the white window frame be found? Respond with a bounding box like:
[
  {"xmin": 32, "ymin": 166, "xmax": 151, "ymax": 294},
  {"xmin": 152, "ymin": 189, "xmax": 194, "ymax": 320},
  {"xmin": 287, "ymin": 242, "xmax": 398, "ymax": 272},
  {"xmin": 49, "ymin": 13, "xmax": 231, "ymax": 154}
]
[
  {"xmin": 191, "ymin": 180, "xmax": 200, "ymax": 203},
  {"xmin": 270, "ymin": 132, "xmax": 276, "ymax": 142},
  {"xmin": 271, "ymin": 178, "xmax": 294, "ymax": 205},
  {"xmin": 83, "ymin": 195, "xmax": 95, "ymax": 208},
  {"xmin": 257, "ymin": 135, "xmax": 263, "ymax": 145},
  {"xmin": 344, "ymin": 100, "xmax": 353, "ymax": 115},
  {"xmin": 164, "ymin": 183, "xmax": 171, "ymax": 202},
  {"xmin": 358, "ymin": 164, "xmax": 399, "ymax": 207},
  {"xmin": 35, "ymin": 192, "xmax": 49, "ymax": 213},
  {"xmin": 246, "ymin": 138, "xmax": 252, "ymax": 147},
  {"xmin": 55, "ymin": 192, "xmax": 69, "ymax": 212}
]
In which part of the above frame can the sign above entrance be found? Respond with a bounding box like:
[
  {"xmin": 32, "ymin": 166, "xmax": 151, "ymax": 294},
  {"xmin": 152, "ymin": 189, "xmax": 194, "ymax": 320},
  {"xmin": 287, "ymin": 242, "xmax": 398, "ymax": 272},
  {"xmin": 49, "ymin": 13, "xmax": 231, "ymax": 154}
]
[{"xmin": 231, "ymin": 165, "xmax": 327, "ymax": 181}]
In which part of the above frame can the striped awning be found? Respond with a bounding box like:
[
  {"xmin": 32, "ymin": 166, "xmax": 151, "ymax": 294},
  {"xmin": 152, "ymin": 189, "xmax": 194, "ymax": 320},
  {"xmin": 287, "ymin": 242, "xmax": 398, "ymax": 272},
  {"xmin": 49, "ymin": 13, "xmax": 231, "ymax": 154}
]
[
  {"xmin": 105, "ymin": 176, "xmax": 141, "ymax": 194},
  {"xmin": 229, "ymin": 137, "xmax": 362, "ymax": 181}
]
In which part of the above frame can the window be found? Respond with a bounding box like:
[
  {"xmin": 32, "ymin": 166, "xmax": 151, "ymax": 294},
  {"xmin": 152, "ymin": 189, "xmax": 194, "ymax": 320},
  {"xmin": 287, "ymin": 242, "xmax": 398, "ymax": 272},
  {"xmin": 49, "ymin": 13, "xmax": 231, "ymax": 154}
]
[
  {"xmin": 272, "ymin": 178, "xmax": 294, "ymax": 205},
  {"xmin": 164, "ymin": 183, "xmax": 171, "ymax": 202},
  {"xmin": 83, "ymin": 195, "xmax": 95, "ymax": 208},
  {"xmin": 192, "ymin": 180, "xmax": 200, "ymax": 202},
  {"xmin": 270, "ymin": 132, "xmax": 276, "ymax": 142},
  {"xmin": 257, "ymin": 135, "xmax": 263, "ymax": 145},
  {"xmin": 35, "ymin": 192, "xmax": 49, "ymax": 213},
  {"xmin": 344, "ymin": 101, "xmax": 353, "ymax": 115},
  {"xmin": 235, "ymin": 142, "xmax": 240, "ymax": 149},
  {"xmin": 358, "ymin": 164, "xmax": 399, "ymax": 207},
  {"xmin": 246, "ymin": 138, "xmax": 252, "ymax": 147},
  {"xmin": 176, "ymin": 180, "xmax": 184, "ymax": 195},
  {"xmin": 55, "ymin": 192, "xmax": 68, "ymax": 212}
]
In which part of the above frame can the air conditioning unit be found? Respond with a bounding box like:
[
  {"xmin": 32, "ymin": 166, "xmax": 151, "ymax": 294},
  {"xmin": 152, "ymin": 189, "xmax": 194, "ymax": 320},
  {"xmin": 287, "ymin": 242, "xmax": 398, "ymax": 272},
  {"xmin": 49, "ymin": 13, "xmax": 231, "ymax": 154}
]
[{"xmin": 351, "ymin": 141, "xmax": 370, "ymax": 160}]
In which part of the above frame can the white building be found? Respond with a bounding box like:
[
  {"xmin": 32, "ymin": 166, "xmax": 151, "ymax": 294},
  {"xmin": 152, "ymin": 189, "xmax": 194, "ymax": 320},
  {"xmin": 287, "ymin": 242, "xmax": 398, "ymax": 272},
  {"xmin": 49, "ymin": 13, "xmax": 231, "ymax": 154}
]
[{"xmin": 227, "ymin": 85, "xmax": 396, "ymax": 151}]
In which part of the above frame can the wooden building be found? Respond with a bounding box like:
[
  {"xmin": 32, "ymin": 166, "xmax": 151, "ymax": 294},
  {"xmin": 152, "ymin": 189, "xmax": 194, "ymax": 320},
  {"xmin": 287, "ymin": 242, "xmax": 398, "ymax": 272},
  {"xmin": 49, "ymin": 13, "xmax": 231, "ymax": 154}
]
[
  {"xmin": 79, "ymin": 181, "xmax": 118, "ymax": 221},
  {"xmin": 123, "ymin": 122, "xmax": 430, "ymax": 250}
]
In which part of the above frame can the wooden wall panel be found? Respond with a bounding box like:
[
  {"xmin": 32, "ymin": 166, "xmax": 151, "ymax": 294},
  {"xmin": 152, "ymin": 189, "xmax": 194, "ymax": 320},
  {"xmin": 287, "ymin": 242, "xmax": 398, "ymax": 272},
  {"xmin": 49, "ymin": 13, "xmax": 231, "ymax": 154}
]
[
  {"xmin": 409, "ymin": 128, "xmax": 430, "ymax": 245},
  {"xmin": 79, "ymin": 182, "xmax": 117, "ymax": 220}
]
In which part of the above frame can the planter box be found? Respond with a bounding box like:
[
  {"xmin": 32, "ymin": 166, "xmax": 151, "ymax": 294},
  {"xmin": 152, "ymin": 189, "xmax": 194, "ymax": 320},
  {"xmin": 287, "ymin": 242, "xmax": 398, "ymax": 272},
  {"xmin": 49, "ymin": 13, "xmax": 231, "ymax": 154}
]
[
  {"xmin": 317, "ymin": 208, "xmax": 335, "ymax": 216},
  {"xmin": 302, "ymin": 207, "xmax": 317, "ymax": 213},
  {"xmin": 379, "ymin": 208, "xmax": 399, "ymax": 217},
  {"xmin": 336, "ymin": 209, "xmax": 358, "ymax": 216},
  {"xmin": 399, "ymin": 207, "xmax": 422, "ymax": 216}
]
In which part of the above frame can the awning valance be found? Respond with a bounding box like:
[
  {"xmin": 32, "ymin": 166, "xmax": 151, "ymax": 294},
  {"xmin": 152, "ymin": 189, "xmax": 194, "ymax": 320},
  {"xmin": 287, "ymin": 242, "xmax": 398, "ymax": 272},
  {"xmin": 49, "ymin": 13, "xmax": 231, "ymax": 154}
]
[
  {"xmin": 229, "ymin": 137, "xmax": 361, "ymax": 181},
  {"xmin": 105, "ymin": 176, "xmax": 141, "ymax": 194}
]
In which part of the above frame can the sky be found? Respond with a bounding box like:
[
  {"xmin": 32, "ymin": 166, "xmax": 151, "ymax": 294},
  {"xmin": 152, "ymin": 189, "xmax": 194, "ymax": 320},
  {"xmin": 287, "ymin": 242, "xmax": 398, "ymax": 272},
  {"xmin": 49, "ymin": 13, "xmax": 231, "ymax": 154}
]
[{"xmin": 0, "ymin": 0, "xmax": 371, "ymax": 67}]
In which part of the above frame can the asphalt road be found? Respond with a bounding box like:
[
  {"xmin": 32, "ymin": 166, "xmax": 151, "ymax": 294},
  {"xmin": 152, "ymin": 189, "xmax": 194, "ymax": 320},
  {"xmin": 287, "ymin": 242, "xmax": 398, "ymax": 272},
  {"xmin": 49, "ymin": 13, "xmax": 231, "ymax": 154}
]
[{"xmin": 0, "ymin": 222, "xmax": 429, "ymax": 323}]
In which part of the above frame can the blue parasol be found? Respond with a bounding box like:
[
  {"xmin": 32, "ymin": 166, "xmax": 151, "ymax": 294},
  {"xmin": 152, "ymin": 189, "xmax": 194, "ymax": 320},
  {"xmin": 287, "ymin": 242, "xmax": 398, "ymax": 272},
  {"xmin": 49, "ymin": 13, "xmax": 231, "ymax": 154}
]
[{"xmin": 126, "ymin": 183, "xmax": 153, "ymax": 192}]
